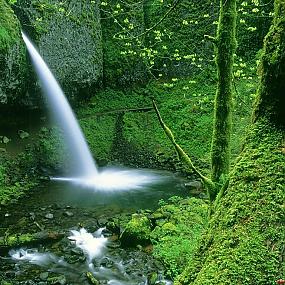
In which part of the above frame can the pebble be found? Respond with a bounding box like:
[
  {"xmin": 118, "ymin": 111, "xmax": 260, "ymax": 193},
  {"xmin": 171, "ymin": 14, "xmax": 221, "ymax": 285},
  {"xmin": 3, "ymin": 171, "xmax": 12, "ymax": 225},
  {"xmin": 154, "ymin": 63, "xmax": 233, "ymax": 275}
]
[
  {"xmin": 63, "ymin": 211, "xmax": 74, "ymax": 217},
  {"xmin": 45, "ymin": 213, "xmax": 54, "ymax": 219},
  {"xmin": 98, "ymin": 217, "xmax": 108, "ymax": 226},
  {"xmin": 39, "ymin": 272, "xmax": 49, "ymax": 280}
]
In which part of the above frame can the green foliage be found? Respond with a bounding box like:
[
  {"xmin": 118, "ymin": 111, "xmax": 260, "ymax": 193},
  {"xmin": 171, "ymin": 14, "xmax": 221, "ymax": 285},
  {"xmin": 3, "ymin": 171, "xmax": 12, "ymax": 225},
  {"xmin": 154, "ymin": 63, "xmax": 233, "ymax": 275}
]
[
  {"xmin": 236, "ymin": 0, "xmax": 273, "ymax": 59},
  {"xmin": 0, "ymin": 0, "xmax": 19, "ymax": 52},
  {"xmin": 76, "ymin": 71, "xmax": 255, "ymax": 173},
  {"xmin": 177, "ymin": 119, "xmax": 285, "ymax": 284},
  {"xmin": 150, "ymin": 197, "xmax": 208, "ymax": 278},
  {"xmin": 0, "ymin": 0, "xmax": 28, "ymax": 104},
  {"xmin": 36, "ymin": 127, "xmax": 67, "ymax": 171},
  {"xmin": 0, "ymin": 151, "xmax": 37, "ymax": 205}
]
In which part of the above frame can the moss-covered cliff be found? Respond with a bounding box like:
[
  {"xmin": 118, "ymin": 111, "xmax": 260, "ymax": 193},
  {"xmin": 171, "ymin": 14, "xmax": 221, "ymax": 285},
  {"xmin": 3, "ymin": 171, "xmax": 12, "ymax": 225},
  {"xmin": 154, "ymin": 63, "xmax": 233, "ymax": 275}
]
[{"xmin": 0, "ymin": 0, "xmax": 28, "ymax": 105}]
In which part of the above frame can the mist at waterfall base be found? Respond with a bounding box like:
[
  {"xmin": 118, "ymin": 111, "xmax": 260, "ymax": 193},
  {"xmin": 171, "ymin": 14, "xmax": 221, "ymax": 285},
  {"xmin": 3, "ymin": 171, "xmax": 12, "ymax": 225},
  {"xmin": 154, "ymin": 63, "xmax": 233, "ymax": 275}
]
[{"xmin": 22, "ymin": 32, "xmax": 170, "ymax": 192}]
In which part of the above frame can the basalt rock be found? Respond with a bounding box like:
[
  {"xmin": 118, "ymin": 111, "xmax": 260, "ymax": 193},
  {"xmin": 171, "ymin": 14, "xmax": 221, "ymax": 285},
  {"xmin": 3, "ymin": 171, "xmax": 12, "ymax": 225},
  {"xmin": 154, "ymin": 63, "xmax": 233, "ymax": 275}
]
[{"xmin": 13, "ymin": 0, "xmax": 103, "ymax": 103}]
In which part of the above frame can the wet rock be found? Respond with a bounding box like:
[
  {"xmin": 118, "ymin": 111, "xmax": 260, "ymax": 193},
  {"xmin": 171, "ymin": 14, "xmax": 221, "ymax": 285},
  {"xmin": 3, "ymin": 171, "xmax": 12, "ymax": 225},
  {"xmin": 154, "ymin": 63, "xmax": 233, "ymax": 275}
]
[
  {"xmin": 98, "ymin": 217, "xmax": 108, "ymax": 226},
  {"xmin": 29, "ymin": 212, "xmax": 35, "ymax": 220},
  {"xmin": 99, "ymin": 257, "xmax": 113, "ymax": 268},
  {"xmin": 45, "ymin": 213, "xmax": 54, "ymax": 219},
  {"xmin": 63, "ymin": 211, "xmax": 74, "ymax": 217},
  {"xmin": 39, "ymin": 272, "xmax": 49, "ymax": 280},
  {"xmin": 147, "ymin": 272, "xmax": 158, "ymax": 285},
  {"xmin": 185, "ymin": 180, "xmax": 203, "ymax": 194},
  {"xmin": 48, "ymin": 275, "xmax": 66, "ymax": 285},
  {"xmin": 86, "ymin": 272, "xmax": 99, "ymax": 285},
  {"xmin": 51, "ymin": 204, "xmax": 61, "ymax": 210},
  {"xmin": 14, "ymin": 0, "xmax": 103, "ymax": 102},
  {"xmin": 71, "ymin": 247, "xmax": 82, "ymax": 255}
]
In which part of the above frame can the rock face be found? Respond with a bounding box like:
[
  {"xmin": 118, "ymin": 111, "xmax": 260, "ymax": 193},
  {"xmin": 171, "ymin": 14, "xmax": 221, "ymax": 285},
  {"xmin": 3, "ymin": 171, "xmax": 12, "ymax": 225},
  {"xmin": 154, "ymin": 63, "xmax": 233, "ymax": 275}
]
[
  {"xmin": 0, "ymin": 0, "xmax": 28, "ymax": 105},
  {"xmin": 14, "ymin": 0, "xmax": 103, "ymax": 102}
]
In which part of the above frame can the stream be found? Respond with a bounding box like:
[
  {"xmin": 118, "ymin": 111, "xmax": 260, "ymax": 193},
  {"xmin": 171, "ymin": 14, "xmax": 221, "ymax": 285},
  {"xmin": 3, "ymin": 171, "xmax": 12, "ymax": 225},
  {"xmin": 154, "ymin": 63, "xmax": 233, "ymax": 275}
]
[{"xmin": 0, "ymin": 175, "xmax": 188, "ymax": 285}]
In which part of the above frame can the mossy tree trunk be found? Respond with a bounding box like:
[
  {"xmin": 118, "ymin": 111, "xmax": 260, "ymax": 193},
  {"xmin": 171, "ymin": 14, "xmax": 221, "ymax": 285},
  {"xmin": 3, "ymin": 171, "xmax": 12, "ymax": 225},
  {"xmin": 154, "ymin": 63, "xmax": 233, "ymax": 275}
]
[
  {"xmin": 176, "ymin": 1, "xmax": 285, "ymax": 284},
  {"xmin": 253, "ymin": 0, "xmax": 285, "ymax": 126},
  {"xmin": 211, "ymin": 0, "xmax": 237, "ymax": 188},
  {"xmin": 153, "ymin": 0, "xmax": 237, "ymax": 202}
]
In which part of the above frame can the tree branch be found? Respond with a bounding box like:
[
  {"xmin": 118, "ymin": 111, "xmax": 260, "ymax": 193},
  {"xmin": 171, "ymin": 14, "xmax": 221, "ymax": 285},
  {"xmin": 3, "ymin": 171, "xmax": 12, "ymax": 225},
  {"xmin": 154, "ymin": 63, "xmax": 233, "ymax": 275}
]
[
  {"xmin": 113, "ymin": 0, "xmax": 181, "ymax": 40},
  {"xmin": 152, "ymin": 100, "xmax": 215, "ymax": 194}
]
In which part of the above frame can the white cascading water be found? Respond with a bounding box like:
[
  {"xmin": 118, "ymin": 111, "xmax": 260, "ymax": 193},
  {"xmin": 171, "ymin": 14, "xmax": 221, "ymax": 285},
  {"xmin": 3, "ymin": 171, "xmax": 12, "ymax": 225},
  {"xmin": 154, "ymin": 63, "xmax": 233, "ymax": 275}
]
[
  {"xmin": 10, "ymin": 228, "xmax": 172, "ymax": 284},
  {"xmin": 22, "ymin": 32, "xmax": 97, "ymax": 178},
  {"xmin": 22, "ymin": 32, "xmax": 164, "ymax": 190}
]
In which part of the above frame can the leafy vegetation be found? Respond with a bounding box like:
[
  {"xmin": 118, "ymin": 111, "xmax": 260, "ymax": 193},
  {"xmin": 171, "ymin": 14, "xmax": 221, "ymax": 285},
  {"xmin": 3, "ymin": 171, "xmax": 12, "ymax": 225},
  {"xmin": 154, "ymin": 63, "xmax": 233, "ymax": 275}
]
[
  {"xmin": 176, "ymin": 119, "xmax": 285, "ymax": 284},
  {"xmin": 0, "ymin": 0, "xmax": 283, "ymax": 284},
  {"xmin": 151, "ymin": 197, "xmax": 208, "ymax": 278}
]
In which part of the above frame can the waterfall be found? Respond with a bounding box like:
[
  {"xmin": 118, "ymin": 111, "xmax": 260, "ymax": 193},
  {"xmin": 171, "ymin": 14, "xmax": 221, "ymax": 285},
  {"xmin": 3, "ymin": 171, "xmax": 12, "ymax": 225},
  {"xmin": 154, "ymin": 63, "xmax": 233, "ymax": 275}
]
[
  {"xmin": 22, "ymin": 32, "xmax": 98, "ymax": 177},
  {"xmin": 22, "ymin": 32, "xmax": 165, "ymax": 191}
]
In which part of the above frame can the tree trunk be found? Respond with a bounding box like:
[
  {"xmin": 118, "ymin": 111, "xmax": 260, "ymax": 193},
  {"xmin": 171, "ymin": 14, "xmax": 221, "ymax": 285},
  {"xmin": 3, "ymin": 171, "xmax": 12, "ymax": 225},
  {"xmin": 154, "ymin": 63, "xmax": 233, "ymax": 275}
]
[
  {"xmin": 176, "ymin": 1, "xmax": 285, "ymax": 284},
  {"xmin": 253, "ymin": 0, "xmax": 285, "ymax": 126},
  {"xmin": 211, "ymin": 0, "xmax": 237, "ymax": 187}
]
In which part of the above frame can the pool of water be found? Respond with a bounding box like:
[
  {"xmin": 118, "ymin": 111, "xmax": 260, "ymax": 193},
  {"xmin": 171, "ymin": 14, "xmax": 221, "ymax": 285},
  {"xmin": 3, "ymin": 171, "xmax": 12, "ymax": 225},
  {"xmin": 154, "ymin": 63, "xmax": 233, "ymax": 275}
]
[
  {"xmin": 0, "ymin": 170, "xmax": 189, "ymax": 284},
  {"xmin": 36, "ymin": 171, "xmax": 188, "ymax": 210}
]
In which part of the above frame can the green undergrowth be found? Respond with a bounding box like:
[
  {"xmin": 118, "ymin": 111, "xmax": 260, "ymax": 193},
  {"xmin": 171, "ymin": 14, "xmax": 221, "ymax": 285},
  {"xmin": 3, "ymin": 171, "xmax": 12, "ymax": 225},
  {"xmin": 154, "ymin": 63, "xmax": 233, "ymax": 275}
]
[
  {"xmin": 176, "ymin": 118, "xmax": 285, "ymax": 284},
  {"xmin": 0, "ymin": 0, "xmax": 19, "ymax": 53},
  {"xmin": 150, "ymin": 197, "xmax": 209, "ymax": 278},
  {"xmin": 0, "ymin": 150, "xmax": 38, "ymax": 205},
  {"xmin": 77, "ymin": 73, "xmax": 256, "ymax": 173},
  {"xmin": 118, "ymin": 196, "xmax": 209, "ymax": 279}
]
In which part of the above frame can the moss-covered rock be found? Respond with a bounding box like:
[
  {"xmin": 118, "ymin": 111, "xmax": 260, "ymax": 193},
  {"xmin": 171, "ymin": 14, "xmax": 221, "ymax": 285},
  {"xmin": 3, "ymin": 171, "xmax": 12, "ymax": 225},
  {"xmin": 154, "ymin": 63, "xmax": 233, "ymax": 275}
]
[
  {"xmin": 120, "ymin": 213, "xmax": 152, "ymax": 247},
  {"xmin": 0, "ymin": 0, "xmax": 28, "ymax": 105}
]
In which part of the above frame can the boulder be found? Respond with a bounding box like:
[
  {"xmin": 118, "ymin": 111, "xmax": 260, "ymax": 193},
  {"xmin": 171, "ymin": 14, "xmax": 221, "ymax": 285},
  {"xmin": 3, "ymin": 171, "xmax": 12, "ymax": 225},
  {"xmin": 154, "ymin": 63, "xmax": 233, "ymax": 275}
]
[{"xmin": 120, "ymin": 213, "xmax": 152, "ymax": 247}]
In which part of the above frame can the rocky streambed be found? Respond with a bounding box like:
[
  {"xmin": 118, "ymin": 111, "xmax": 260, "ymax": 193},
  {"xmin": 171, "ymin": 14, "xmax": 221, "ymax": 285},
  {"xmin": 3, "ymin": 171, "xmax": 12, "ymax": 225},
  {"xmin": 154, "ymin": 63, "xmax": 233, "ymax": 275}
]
[{"xmin": 0, "ymin": 182, "xmax": 182, "ymax": 285}]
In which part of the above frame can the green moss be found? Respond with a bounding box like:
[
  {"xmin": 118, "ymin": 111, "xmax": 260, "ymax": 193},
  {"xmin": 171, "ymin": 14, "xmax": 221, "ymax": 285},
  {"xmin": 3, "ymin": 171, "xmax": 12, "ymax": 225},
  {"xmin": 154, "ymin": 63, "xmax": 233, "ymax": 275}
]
[
  {"xmin": 76, "ymin": 73, "xmax": 254, "ymax": 172},
  {"xmin": 253, "ymin": 0, "xmax": 285, "ymax": 125},
  {"xmin": 120, "ymin": 213, "xmax": 152, "ymax": 246},
  {"xmin": 0, "ymin": 0, "xmax": 20, "ymax": 52},
  {"xmin": 150, "ymin": 197, "xmax": 208, "ymax": 278},
  {"xmin": 0, "ymin": 151, "xmax": 38, "ymax": 205},
  {"xmin": 176, "ymin": 119, "xmax": 285, "ymax": 284},
  {"xmin": 210, "ymin": 0, "xmax": 237, "ymax": 187}
]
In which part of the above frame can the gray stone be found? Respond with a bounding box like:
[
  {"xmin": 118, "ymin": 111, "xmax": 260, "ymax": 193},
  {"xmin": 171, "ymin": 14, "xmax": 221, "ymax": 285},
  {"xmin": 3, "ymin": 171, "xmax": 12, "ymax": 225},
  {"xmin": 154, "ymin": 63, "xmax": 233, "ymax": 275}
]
[
  {"xmin": 45, "ymin": 213, "xmax": 54, "ymax": 219},
  {"xmin": 63, "ymin": 211, "xmax": 74, "ymax": 217},
  {"xmin": 15, "ymin": 0, "xmax": 103, "ymax": 102},
  {"xmin": 185, "ymin": 180, "xmax": 202, "ymax": 189},
  {"xmin": 39, "ymin": 272, "xmax": 49, "ymax": 280}
]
